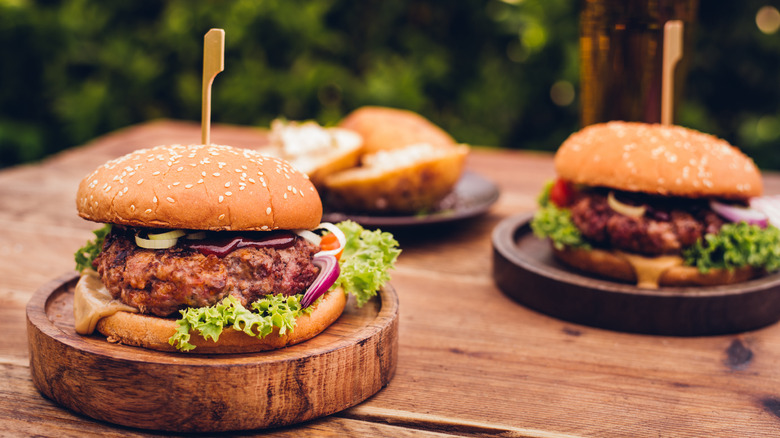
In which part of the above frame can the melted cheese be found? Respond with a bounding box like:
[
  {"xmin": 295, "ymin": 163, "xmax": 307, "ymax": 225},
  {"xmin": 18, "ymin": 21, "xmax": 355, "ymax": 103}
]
[
  {"xmin": 615, "ymin": 251, "xmax": 683, "ymax": 289},
  {"xmin": 74, "ymin": 269, "xmax": 138, "ymax": 334}
]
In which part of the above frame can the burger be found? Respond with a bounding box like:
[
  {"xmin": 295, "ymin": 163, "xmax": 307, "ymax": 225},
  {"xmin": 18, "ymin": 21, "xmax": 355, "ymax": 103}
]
[
  {"xmin": 532, "ymin": 121, "xmax": 780, "ymax": 289},
  {"xmin": 73, "ymin": 144, "xmax": 400, "ymax": 353}
]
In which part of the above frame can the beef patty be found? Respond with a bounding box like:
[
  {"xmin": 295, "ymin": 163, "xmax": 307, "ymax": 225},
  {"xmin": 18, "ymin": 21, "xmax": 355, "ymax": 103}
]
[
  {"xmin": 569, "ymin": 191, "xmax": 725, "ymax": 256},
  {"xmin": 94, "ymin": 228, "xmax": 320, "ymax": 316}
]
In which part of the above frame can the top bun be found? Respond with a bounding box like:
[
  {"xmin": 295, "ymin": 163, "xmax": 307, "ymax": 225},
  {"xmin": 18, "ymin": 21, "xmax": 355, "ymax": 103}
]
[
  {"xmin": 339, "ymin": 106, "xmax": 455, "ymax": 154},
  {"xmin": 77, "ymin": 144, "xmax": 322, "ymax": 231},
  {"xmin": 554, "ymin": 122, "xmax": 762, "ymax": 199}
]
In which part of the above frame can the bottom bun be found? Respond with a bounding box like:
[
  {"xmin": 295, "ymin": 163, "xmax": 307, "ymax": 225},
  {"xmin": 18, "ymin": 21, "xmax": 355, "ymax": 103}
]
[
  {"xmin": 96, "ymin": 287, "xmax": 347, "ymax": 354},
  {"xmin": 552, "ymin": 246, "xmax": 761, "ymax": 288}
]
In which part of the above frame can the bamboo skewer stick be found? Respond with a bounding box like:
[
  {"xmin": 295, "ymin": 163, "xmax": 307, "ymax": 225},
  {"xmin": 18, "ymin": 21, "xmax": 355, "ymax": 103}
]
[
  {"xmin": 661, "ymin": 20, "xmax": 683, "ymax": 125},
  {"xmin": 201, "ymin": 29, "xmax": 225, "ymax": 145}
]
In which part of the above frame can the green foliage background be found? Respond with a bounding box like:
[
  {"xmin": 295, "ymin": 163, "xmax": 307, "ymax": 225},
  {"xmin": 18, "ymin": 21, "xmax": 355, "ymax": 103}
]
[{"xmin": 1, "ymin": 0, "xmax": 778, "ymax": 169}]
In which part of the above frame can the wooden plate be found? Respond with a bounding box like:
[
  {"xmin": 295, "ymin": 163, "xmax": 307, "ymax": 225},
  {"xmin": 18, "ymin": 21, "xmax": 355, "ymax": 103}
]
[
  {"xmin": 322, "ymin": 171, "xmax": 500, "ymax": 228},
  {"xmin": 26, "ymin": 272, "xmax": 398, "ymax": 432},
  {"xmin": 492, "ymin": 213, "xmax": 780, "ymax": 336}
]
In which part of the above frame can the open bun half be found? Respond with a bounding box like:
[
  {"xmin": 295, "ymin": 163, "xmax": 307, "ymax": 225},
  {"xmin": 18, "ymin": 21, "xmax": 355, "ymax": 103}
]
[
  {"xmin": 324, "ymin": 143, "xmax": 469, "ymax": 213},
  {"xmin": 95, "ymin": 287, "xmax": 347, "ymax": 354},
  {"xmin": 339, "ymin": 106, "xmax": 456, "ymax": 154},
  {"xmin": 267, "ymin": 119, "xmax": 363, "ymax": 188}
]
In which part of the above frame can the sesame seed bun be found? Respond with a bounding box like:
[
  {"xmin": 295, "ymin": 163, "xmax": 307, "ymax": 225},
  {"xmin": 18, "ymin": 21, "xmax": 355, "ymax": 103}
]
[
  {"xmin": 95, "ymin": 286, "xmax": 347, "ymax": 354},
  {"xmin": 76, "ymin": 144, "xmax": 322, "ymax": 231},
  {"xmin": 339, "ymin": 106, "xmax": 456, "ymax": 154},
  {"xmin": 554, "ymin": 122, "xmax": 762, "ymax": 200}
]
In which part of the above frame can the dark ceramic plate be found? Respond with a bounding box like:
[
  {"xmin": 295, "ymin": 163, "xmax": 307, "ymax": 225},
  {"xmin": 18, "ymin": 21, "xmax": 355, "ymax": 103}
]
[
  {"xmin": 491, "ymin": 213, "xmax": 780, "ymax": 336},
  {"xmin": 322, "ymin": 171, "xmax": 499, "ymax": 228}
]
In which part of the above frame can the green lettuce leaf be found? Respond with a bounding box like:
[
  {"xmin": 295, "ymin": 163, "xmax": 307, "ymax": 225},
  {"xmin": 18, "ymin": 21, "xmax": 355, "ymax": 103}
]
[
  {"xmin": 683, "ymin": 222, "xmax": 780, "ymax": 273},
  {"xmin": 530, "ymin": 180, "xmax": 589, "ymax": 250},
  {"xmin": 74, "ymin": 224, "xmax": 112, "ymax": 272},
  {"xmin": 332, "ymin": 220, "xmax": 401, "ymax": 307},
  {"xmin": 169, "ymin": 294, "xmax": 311, "ymax": 352},
  {"xmin": 530, "ymin": 205, "xmax": 590, "ymax": 251}
]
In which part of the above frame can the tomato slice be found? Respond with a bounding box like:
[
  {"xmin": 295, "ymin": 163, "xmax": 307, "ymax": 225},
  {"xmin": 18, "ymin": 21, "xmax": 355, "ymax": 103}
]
[
  {"xmin": 549, "ymin": 178, "xmax": 575, "ymax": 207},
  {"xmin": 320, "ymin": 233, "xmax": 343, "ymax": 260}
]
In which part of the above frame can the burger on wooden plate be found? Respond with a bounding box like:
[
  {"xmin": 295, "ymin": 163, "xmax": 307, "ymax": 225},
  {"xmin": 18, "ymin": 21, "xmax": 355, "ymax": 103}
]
[
  {"xmin": 532, "ymin": 121, "xmax": 780, "ymax": 289},
  {"xmin": 73, "ymin": 144, "xmax": 400, "ymax": 353}
]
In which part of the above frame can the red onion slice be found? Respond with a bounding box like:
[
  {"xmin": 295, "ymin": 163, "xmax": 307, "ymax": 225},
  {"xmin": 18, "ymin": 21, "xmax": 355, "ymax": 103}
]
[
  {"xmin": 750, "ymin": 196, "xmax": 780, "ymax": 228},
  {"xmin": 710, "ymin": 200, "xmax": 769, "ymax": 228},
  {"xmin": 301, "ymin": 254, "xmax": 340, "ymax": 308}
]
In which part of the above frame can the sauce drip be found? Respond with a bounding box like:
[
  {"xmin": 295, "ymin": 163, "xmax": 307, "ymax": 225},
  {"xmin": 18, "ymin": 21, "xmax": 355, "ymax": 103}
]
[
  {"xmin": 186, "ymin": 231, "xmax": 297, "ymax": 257},
  {"xmin": 615, "ymin": 251, "xmax": 683, "ymax": 289}
]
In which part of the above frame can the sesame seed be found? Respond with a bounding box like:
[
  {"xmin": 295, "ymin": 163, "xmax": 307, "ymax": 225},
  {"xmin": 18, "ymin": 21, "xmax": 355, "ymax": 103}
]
[
  {"xmin": 153, "ymin": 171, "xmax": 161, "ymax": 176},
  {"xmin": 225, "ymin": 191, "xmax": 232, "ymax": 196},
  {"xmin": 173, "ymin": 182, "xmax": 180, "ymax": 186},
  {"xmin": 219, "ymin": 196, "xmax": 224, "ymax": 203},
  {"xmin": 137, "ymin": 179, "xmax": 144, "ymax": 185},
  {"xmin": 225, "ymin": 182, "xmax": 231, "ymax": 188},
  {"xmin": 284, "ymin": 193, "xmax": 288, "ymax": 199},
  {"xmin": 153, "ymin": 196, "xmax": 158, "ymax": 203},
  {"xmin": 177, "ymin": 167, "xmax": 184, "ymax": 171},
  {"xmin": 167, "ymin": 197, "xmax": 175, "ymax": 203},
  {"xmin": 219, "ymin": 214, "xmax": 225, "ymax": 220},
  {"xmin": 213, "ymin": 172, "xmax": 220, "ymax": 177},
  {"xmin": 185, "ymin": 184, "xmax": 193, "ymax": 189},
  {"xmin": 130, "ymin": 205, "xmax": 135, "ymax": 212},
  {"xmin": 266, "ymin": 207, "xmax": 272, "ymax": 215},
  {"xmin": 145, "ymin": 209, "xmax": 152, "ymax": 214}
]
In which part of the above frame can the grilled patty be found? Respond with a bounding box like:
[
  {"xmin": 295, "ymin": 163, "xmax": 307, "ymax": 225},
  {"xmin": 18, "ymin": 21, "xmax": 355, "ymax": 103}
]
[
  {"xmin": 569, "ymin": 191, "xmax": 725, "ymax": 256},
  {"xmin": 94, "ymin": 229, "xmax": 320, "ymax": 316}
]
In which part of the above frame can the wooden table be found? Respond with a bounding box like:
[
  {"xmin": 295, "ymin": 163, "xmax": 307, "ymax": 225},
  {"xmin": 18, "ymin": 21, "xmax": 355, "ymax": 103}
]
[{"xmin": 3, "ymin": 120, "xmax": 780, "ymax": 437}]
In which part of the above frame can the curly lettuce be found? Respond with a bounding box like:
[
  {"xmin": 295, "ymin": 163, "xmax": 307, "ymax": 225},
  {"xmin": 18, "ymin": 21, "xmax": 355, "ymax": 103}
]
[
  {"xmin": 683, "ymin": 222, "xmax": 780, "ymax": 273},
  {"xmin": 332, "ymin": 220, "xmax": 401, "ymax": 306},
  {"xmin": 169, "ymin": 294, "xmax": 310, "ymax": 352},
  {"xmin": 74, "ymin": 224, "xmax": 112, "ymax": 272},
  {"xmin": 530, "ymin": 181, "xmax": 589, "ymax": 250},
  {"xmin": 531, "ymin": 205, "xmax": 590, "ymax": 251}
]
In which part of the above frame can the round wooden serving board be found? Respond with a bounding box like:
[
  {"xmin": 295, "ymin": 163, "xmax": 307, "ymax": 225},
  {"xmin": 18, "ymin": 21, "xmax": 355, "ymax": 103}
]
[
  {"xmin": 26, "ymin": 272, "xmax": 398, "ymax": 433},
  {"xmin": 492, "ymin": 213, "xmax": 780, "ymax": 336}
]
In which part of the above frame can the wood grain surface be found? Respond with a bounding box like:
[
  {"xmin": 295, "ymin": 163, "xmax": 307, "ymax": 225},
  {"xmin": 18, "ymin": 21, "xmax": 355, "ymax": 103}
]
[{"xmin": 3, "ymin": 120, "xmax": 780, "ymax": 436}]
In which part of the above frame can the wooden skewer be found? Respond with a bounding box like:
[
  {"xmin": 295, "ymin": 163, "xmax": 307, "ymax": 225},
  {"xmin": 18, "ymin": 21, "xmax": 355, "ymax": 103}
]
[
  {"xmin": 661, "ymin": 20, "xmax": 683, "ymax": 125},
  {"xmin": 201, "ymin": 29, "xmax": 225, "ymax": 145}
]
